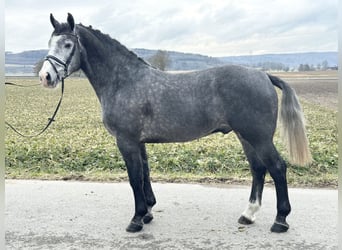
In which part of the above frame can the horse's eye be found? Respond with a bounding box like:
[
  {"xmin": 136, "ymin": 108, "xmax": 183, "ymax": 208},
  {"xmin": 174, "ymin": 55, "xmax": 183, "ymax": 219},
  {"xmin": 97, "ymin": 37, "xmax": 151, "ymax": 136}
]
[{"xmin": 64, "ymin": 43, "xmax": 72, "ymax": 49}]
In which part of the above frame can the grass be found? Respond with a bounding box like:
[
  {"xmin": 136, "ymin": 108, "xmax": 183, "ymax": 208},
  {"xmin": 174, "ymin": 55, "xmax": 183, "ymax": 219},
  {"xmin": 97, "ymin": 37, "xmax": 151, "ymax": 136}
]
[{"xmin": 5, "ymin": 76, "xmax": 337, "ymax": 187}]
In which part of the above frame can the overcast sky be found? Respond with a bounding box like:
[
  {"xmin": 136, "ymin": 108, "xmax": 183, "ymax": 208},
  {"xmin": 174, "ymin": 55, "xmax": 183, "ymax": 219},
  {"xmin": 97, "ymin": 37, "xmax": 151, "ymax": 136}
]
[{"xmin": 5, "ymin": 0, "xmax": 337, "ymax": 56}]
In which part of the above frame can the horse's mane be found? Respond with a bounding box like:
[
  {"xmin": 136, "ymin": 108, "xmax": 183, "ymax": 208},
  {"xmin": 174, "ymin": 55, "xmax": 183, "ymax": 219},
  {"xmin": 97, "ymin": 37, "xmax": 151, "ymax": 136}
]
[{"xmin": 77, "ymin": 24, "xmax": 151, "ymax": 67}]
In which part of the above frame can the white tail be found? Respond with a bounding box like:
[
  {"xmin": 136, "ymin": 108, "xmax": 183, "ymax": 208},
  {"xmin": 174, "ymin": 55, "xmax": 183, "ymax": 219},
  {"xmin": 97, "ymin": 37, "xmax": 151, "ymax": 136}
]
[{"xmin": 268, "ymin": 74, "xmax": 312, "ymax": 166}]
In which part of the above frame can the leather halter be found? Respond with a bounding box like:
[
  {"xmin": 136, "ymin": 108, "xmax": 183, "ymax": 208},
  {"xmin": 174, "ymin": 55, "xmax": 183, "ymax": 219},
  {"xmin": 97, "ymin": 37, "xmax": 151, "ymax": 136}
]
[{"xmin": 45, "ymin": 32, "xmax": 80, "ymax": 81}]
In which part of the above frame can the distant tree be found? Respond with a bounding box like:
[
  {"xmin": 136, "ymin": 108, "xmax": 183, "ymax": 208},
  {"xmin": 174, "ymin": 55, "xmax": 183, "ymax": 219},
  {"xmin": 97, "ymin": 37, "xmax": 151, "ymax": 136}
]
[
  {"xmin": 298, "ymin": 64, "xmax": 311, "ymax": 71},
  {"xmin": 322, "ymin": 60, "xmax": 329, "ymax": 70},
  {"xmin": 33, "ymin": 59, "xmax": 44, "ymax": 76},
  {"xmin": 303, "ymin": 64, "xmax": 311, "ymax": 71},
  {"xmin": 148, "ymin": 50, "xmax": 171, "ymax": 71},
  {"xmin": 298, "ymin": 64, "xmax": 304, "ymax": 71}
]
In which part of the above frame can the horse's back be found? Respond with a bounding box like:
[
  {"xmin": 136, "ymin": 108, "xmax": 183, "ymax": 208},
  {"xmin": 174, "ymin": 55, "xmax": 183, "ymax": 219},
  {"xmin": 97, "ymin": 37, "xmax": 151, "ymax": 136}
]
[{"xmin": 173, "ymin": 65, "xmax": 278, "ymax": 120}]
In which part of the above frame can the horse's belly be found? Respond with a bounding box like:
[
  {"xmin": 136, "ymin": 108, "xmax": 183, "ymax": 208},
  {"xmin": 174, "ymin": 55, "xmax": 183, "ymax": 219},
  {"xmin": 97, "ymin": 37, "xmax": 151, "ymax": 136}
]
[
  {"xmin": 140, "ymin": 122, "xmax": 231, "ymax": 143},
  {"xmin": 140, "ymin": 131, "xmax": 204, "ymax": 143}
]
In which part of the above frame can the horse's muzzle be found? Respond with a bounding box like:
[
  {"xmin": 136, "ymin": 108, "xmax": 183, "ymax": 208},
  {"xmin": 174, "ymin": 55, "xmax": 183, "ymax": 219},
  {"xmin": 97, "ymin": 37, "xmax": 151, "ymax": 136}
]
[{"xmin": 39, "ymin": 71, "xmax": 57, "ymax": 88}]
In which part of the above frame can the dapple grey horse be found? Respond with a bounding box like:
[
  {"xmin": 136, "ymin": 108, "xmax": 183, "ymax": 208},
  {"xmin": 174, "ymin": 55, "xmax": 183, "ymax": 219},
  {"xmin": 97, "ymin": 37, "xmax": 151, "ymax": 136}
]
[{"xmin": 39, "ymin": 13, "xmax": 312, "ymax": 233}]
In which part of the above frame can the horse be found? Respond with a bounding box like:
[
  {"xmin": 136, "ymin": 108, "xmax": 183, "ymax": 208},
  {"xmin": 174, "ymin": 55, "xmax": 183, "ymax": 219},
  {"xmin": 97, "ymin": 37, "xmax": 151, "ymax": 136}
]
[{"xmin": 39, "ymin": 13, "xmax": 312, "ymax": 233}]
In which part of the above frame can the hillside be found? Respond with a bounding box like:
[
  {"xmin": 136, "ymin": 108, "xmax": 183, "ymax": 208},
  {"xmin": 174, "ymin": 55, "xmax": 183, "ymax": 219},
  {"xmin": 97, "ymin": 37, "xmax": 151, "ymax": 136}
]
[
  {"xmin": 5, "ymin": 49, "xmax": 338, "ymax": 75},
  {"xmin": 5, "ymin": 50, "xmax": 48, "ymax": 65}
]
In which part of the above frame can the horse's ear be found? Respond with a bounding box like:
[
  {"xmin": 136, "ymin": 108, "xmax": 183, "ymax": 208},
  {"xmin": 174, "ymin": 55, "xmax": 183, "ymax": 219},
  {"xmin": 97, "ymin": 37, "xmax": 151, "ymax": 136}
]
[
  {"xmin": 50, "ymin": 13, "xmax": 60, "ymax": 29},
  {"xmin": 67, "ymin": 13, "xmax": 75, "ymax": 31}
]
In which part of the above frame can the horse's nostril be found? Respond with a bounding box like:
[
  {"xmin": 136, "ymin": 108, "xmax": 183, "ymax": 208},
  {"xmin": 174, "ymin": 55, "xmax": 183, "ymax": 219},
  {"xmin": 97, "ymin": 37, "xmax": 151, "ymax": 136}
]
[{"xmin": 46, "ymin": 72, "xmax": 51, "ymax": 81}]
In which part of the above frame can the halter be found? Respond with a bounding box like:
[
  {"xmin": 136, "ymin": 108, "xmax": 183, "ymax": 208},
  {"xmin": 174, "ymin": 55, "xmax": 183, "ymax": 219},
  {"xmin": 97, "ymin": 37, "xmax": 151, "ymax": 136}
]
[{"xmin": 45, "ymin": 32, "xmax": 80, "ymax": 81}]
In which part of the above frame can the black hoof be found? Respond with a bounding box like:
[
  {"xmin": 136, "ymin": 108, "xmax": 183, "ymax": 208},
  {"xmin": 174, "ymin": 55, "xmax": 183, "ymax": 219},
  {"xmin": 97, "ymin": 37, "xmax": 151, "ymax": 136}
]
[
  {"xmin": 238, "ymin": 215, "xmax": 254, "ymax": 225},
  {"xmin": 270, "ymin": 221, "xmax": 289, "ymax": 233},
  {"xmin": 143, "ymin": 212, "xmax": 154, "ymax": 224},
  {"xmin": 126, "ymin": 220, "xmax": 143, "ymax": 233}
]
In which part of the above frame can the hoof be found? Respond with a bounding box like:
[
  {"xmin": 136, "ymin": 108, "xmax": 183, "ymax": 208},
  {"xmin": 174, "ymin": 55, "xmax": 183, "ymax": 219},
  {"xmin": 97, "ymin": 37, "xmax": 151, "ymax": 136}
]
[
  {"xmin": 143, "ymin": 212, "xmax": 154, "ymax": 224},
  {"xmin": 238, "ymin": 215, "xmax": 254, "ymax": 225},
  {"xmin": 270, "ymin": 221, "xmax": 289, "ymax": 233},
  {"xmin": 126, "ymin": 220, "xmax": 143, "ymax": 233}
]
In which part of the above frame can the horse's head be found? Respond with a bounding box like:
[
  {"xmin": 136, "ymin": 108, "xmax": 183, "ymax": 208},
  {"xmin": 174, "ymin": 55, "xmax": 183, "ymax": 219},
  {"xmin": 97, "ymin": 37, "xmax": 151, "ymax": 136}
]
[{"xmin": 39, "ymin": 13, "xmax": 81, "ymax": 88}]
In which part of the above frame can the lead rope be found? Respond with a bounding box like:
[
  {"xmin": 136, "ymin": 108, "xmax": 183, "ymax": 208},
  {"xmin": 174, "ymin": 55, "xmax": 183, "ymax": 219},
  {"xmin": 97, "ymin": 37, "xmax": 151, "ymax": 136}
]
[
  {"xmin": 5, "ymin": 79, "xmax": 65, "ymax": 137},
  {"xmin": 4, "ymin": 82, "xmax": 40, "ymax": 87},
  {"xmin": 5, "ymin": 29, "xmax": 80, "ymax": 137}
]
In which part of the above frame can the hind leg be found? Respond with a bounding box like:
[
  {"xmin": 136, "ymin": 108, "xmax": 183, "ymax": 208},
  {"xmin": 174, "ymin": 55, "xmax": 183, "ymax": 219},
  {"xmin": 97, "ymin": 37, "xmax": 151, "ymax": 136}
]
[
  {"xmin": 252, "ymin": 140, "xmax": 291, "ymax": 233},
  {"xmin": 238, "ymin": 138, "xmax": 267, "ymax": 225},
  {"xmin": 140, "ymin": 144, "xmax": 156, "ymax": 224}
]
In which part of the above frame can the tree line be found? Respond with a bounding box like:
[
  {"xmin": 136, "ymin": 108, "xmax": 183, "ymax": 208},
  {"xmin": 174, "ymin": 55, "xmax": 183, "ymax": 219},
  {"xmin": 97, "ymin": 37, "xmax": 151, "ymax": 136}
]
[
  {"xmin": 297, "ymin": 60, "xmax": 330, "ymax": 71},
  {"xmin": 252, "ymin": 60, "xmax": 333, "ymax": 72}
]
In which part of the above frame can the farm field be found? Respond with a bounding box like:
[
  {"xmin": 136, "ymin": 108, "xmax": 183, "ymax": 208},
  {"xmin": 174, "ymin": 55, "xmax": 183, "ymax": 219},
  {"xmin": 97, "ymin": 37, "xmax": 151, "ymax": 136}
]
[
  {"xmin": 4, "ymin": 71, "xmax": 337, "ymax": 187},
  {"xmin": 271, "ymin": 70, "xmax": 337, "ymax": 110}
]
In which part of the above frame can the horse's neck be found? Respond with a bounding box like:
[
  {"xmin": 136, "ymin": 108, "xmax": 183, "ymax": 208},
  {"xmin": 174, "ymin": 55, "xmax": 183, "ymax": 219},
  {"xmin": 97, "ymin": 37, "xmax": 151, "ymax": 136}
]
[{"xmin": 78, "ymin": 26, "xmax": 148, "ymax": 99}]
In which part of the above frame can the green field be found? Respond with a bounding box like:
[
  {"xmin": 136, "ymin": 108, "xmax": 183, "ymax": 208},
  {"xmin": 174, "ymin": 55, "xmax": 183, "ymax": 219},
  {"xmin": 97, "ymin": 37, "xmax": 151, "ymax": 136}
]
[{"xmin": 5, "ymin": 76, "xmax": 337, "ymax": 187}]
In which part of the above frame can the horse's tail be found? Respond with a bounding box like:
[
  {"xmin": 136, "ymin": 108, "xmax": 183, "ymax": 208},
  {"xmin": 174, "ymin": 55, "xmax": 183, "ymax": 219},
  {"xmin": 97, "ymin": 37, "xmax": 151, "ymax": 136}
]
[{"xmin": 267, "ymin": 74, "xmax": 312, "ymax": 166}]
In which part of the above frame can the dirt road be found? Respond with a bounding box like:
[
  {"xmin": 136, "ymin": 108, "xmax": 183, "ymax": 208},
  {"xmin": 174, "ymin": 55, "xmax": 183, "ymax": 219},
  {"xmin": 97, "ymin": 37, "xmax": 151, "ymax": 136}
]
[{"xmin": 5, "ymin": 180, "xmax": 337, "ymax": 249}]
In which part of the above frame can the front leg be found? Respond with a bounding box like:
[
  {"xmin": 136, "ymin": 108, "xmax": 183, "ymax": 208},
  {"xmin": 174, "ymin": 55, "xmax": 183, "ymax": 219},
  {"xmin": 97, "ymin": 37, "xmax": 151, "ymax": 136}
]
[{"xmin": 117, "ymin": 136, "xmax": 148, "ymax": 232}]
